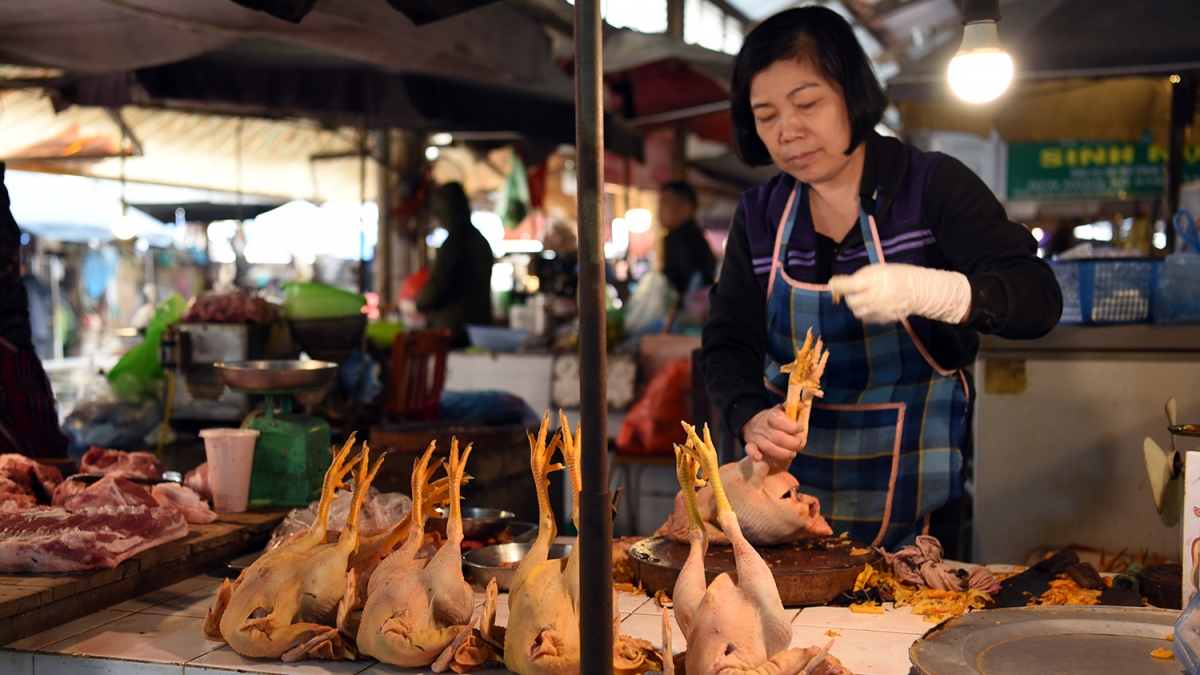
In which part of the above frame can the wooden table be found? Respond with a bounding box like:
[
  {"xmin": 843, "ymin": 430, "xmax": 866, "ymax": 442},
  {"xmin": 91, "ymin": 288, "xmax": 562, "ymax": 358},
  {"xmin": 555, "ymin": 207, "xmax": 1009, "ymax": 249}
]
[{"xmin": 0, "ymin": 510, "xmax": 285, "ymax": 646}]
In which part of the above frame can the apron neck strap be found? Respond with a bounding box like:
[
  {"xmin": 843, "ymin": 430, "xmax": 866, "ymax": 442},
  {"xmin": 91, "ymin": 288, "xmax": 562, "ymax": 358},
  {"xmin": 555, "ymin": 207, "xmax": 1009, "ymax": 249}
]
[{"xmin": 860, "ymin": 185, "xmax": 882, "ymax": 265}]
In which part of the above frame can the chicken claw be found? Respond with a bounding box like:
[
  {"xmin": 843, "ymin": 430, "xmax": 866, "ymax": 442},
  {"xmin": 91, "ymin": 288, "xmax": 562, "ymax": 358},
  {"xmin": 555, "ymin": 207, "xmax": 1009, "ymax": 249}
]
[{"xmin": 778, "ymin": 328, "xmax": 828, "ymax": 424}]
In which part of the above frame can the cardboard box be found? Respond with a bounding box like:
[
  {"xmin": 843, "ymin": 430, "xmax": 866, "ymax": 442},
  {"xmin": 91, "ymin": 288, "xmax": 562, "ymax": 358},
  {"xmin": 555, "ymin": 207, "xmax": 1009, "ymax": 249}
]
[{"xmin": 1184, "ymin": 450, "xmax": 1200, "ymax": 607}]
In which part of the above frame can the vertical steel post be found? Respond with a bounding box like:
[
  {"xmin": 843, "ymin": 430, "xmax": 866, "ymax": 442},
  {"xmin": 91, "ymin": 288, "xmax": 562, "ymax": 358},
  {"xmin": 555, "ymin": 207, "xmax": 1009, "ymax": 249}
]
[{"xmin": 575, "ymin": 0, "xmax": 613, "ymax": 672}]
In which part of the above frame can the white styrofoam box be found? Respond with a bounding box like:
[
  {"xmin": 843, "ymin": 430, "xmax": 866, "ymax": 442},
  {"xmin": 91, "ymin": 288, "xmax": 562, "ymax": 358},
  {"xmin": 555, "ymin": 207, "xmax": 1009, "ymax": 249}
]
[
  {"xmin": 444, "ymin": 352, "xmax": 554, "ymax": 412},
  {"xmin": 1185, "ymin": 450, "xmax": 1200, "ymax": 607}
]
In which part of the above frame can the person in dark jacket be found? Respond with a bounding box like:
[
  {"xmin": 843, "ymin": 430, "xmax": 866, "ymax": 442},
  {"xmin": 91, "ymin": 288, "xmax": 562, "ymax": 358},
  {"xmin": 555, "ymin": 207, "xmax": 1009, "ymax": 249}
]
[
  {"xmin": 659, "ymin": 181, "xmax": 715, "ymax": 301},
  {"xmin": 0, "ymin": 163, "xmax": 69, "ymax": 458},
  {"xmin": 700, "ymin": 7, "xmax": 1061, "ymax": 550},
  {"xmin": 415, "ymin": 182, "xmax": 494, "ymax": 347}
]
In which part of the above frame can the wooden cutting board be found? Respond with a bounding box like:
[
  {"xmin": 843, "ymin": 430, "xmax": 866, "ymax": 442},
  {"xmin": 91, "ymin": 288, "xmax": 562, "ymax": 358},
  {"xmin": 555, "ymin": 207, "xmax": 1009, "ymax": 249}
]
[
  {"xmin": 0, "ymin": 509, "xmax": 285, "ymax": 645},
  {"xmin": 630, "ymin": 535, "xmax": 883, "ymax": 607}
]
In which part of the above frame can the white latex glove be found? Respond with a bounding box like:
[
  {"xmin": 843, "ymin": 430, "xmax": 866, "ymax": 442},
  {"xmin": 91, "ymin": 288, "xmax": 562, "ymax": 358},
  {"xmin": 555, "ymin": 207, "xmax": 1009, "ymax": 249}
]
[{"xmin": 828, "ymin": 263, "xmax": 971, "ymax": 325}]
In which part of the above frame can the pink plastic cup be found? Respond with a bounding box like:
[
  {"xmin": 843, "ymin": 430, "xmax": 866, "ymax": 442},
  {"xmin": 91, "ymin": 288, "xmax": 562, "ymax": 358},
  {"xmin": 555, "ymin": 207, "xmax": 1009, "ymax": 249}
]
[{"xmin": 199, "ymin": 428, "xmax": 259, "ymax": 512}]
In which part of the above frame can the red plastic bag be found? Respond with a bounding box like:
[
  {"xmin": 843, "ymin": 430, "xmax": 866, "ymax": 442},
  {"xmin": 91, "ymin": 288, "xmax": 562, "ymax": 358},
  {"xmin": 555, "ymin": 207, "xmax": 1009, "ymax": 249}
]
[
  {"xmin": 398, "ymin": 269, "xmax": 431, "ymax": 302},
  {"xmin": 616, "ymin": 356, "xmax": 692, "ymax": 455}
]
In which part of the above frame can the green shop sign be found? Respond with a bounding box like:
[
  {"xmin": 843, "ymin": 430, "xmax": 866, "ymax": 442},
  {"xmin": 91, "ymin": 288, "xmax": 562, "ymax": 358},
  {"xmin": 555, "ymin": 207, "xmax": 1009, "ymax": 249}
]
[{"xmin": 1007, "ymin": 141, "xmax": 1200, "ymax": 200}]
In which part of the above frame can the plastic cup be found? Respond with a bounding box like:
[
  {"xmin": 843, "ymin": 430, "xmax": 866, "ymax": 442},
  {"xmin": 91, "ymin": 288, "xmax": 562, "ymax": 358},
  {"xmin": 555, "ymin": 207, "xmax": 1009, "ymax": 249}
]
[{"xmin": 199, "ymin": 428, "xmax": 259, "ymax": 513}]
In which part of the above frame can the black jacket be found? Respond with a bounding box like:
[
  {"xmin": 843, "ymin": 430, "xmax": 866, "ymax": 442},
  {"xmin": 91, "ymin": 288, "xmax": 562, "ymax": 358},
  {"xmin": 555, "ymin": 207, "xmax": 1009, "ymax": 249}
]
[
  {"xmin": 0, "ymin": 164, "xmax": 31, "ymax": 351},
  {"xmin": 662, "ymin": 220, "xmax": 715, "ymax": 299},
  {"xmin": 701, "ymin": 133, "xmax": 1063, "ymax": 443}
]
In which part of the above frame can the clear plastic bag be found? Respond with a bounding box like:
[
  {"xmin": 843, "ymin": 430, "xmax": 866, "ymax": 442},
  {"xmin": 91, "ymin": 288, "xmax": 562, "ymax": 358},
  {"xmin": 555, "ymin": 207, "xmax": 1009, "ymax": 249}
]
[
  {"xmin": 1154, "ymin": 253, "xmax": 1200, "ymax": 324},
  {"xmin": 266, "ymin": 486, "xmax": 412, "ymax": 549},
  {"xmin": 1177, "ymin": 587, "xmax": 1200, "ymax": 673},
  {"xmin": 623, "ymin": 272, "xmax": 677, "ymax": 336}
]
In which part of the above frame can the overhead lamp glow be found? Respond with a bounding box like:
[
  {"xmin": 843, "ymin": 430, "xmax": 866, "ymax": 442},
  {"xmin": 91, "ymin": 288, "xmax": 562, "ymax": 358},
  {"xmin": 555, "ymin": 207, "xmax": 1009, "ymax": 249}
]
[
  {"xmin": 430, "ymin": 132, "xmax": 454, "ymax": 146},
  {"xmin": 625, "ymin": 208, "xmax": 652, "ymax": 234},
  {"xmin": 425, "ymin": 146, "xmax": 440, "ymax": 162},
  {"xmin": 948, "ymin": 21, "xmax": 1013, "ymax": 104},
  {"xmin": 111, "ymin": 212, "xmax": 141, "ymax": 240}
]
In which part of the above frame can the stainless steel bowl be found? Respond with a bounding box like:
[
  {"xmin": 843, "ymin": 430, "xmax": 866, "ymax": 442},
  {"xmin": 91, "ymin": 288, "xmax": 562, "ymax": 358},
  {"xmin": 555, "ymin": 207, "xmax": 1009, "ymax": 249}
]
[
  {"xmin": 215, "ymin": 360, "xmax": 338, "ymax": 391},
  {"xmin": 428, "ymin": 507, "xmax": 515, "ymax": 541},
  {"xmin": 463, "ymin": 542, "xmax": 572, "ymax": 591}
]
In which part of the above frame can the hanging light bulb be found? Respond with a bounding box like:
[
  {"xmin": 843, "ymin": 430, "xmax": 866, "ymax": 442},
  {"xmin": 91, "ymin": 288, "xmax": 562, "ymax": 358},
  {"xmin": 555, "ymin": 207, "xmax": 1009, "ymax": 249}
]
[
  {"xmin": 111, "ymin": 208, "xmax": 141, "ymax": 240},
  {"xmin": 948, "ymin": 0, "xmax": 1013, "ymax": 104}
]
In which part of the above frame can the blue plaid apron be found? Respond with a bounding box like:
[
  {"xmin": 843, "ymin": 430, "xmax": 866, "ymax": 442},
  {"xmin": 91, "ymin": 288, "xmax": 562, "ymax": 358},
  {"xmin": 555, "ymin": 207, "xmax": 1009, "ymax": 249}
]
[{"xmin": 762, "ymin": 183, "xmax": 968, "ymax": 549}]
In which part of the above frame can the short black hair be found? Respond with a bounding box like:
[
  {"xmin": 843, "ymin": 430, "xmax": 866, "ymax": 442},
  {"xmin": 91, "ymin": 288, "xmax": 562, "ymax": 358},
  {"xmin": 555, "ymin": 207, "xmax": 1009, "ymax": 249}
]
[
  {"xmin": 660, "ymin": 181, "xmax": 697, "ymax": 207},
  {"xmin": 730, "ymin": 6, "xmax": 887, "ymax": 167}
]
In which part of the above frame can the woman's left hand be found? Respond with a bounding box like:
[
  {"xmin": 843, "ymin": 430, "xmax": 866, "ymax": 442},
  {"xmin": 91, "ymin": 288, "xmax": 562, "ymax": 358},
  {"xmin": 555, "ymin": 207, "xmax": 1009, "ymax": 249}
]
[{"xmin": 828, "ymin": 262, "xmax": 971, "ymax": 325}]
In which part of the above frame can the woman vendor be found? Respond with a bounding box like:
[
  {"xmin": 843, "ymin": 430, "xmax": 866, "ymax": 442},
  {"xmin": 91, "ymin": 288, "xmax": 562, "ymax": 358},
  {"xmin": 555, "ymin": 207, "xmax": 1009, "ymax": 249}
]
[{"xmin": 700, "ymin": 6, "xmax": 1062, "ymax": 550}]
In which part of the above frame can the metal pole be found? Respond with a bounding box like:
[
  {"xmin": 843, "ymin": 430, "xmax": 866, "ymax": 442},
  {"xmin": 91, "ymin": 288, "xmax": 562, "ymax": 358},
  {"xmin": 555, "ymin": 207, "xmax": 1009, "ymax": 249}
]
[{"xmin": 575, "ymin": 0, "xmax": 612, "ymax": 672}]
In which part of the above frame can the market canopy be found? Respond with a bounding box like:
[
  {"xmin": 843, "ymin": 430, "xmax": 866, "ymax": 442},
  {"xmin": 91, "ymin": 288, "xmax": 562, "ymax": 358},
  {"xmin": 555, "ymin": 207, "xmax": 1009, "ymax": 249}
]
[
  {"xmin": 0, "ymin": 0, "xmax": 643, "ymax": 159},
  {"xmin": 0, "ymin": 88, "xmax": 378, "ymax": 202}
]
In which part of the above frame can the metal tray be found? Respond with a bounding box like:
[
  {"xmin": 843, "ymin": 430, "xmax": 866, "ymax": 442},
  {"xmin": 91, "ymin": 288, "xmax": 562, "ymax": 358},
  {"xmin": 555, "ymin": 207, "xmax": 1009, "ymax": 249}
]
[{"xmin": 910, "ymin": 605, "xmax": 1180, "ymax": 675}]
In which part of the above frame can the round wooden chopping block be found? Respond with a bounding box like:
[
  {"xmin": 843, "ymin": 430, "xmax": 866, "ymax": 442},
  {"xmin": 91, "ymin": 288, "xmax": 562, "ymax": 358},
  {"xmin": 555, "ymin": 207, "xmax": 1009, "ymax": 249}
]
[
  {"xmin": 630, "ymin": 535, "xmax": 883, "ymax": 606},
  {"xmin": 1139, "ymin": 564, "xmax": 1182, "ymax": 610}
]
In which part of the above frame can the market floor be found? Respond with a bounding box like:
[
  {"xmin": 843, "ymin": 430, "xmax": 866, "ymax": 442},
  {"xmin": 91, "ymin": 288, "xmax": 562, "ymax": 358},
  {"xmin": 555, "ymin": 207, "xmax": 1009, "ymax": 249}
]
[{"xmin": 0, "ymin": 571, "xmax": 954, "ymax": 675}]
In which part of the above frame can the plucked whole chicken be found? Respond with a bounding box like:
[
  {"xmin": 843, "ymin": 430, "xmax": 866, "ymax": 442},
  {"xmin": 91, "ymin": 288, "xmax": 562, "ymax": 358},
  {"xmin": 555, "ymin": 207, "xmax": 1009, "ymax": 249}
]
[
  {"xmin": 355, "ymin": 438, "xmax": 487, "ymax": 671},
  {"xmin": 204, "ymin": 434, "xmax": 379, "ymax": 661},
  {"xmin": 481, "ymin": 411, "xmax": 661, "ymax": 675},
  {"xmin": 668, "ymin": 423, "xmax": 850, "ymax": 675},
  {"xmin": 662, "ymin": 330, "xmax": 832, "ymax": 546}
]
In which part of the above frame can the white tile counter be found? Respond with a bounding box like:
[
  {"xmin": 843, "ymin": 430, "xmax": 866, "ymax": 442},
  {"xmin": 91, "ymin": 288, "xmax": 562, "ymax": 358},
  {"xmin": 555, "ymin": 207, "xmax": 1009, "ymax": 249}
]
[{"xmin": 1, "ymin": 574, "xmax": 935, "ymax": 675}]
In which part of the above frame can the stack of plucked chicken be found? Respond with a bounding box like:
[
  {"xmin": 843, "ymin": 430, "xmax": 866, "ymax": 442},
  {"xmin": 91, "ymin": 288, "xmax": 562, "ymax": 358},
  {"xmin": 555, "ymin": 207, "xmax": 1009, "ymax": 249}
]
[{"xmin": 202, "ymin": 432, "xmax": 490, "ymax": 672}]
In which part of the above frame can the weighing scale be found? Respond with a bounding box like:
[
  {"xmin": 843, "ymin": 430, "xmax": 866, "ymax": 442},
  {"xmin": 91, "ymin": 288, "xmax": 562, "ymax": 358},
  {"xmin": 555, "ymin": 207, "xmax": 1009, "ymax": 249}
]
[{"xmin": 215, "ymin": 360, "xmax": 337, "ymax": 507}]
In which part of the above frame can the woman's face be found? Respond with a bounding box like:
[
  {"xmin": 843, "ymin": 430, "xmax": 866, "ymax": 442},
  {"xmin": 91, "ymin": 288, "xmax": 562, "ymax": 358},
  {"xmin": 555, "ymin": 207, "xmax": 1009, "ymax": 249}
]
[{"xmin": 750, "ymin": 58, "xmax": 856, "ymax": 185}]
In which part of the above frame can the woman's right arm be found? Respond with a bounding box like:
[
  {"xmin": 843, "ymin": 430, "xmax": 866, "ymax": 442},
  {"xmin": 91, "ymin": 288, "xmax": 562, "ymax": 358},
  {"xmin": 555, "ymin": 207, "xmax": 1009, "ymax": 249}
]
[{"xmin": 700, "ymin": 207, "xmax": 774, "ymax": 445}]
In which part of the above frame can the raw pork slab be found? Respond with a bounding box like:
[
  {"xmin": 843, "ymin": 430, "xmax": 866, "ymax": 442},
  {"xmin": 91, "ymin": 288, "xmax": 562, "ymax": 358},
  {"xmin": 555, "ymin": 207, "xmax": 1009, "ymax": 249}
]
[
  {"xmin": 183, "ymin": 462, "xmax": 211, "ymax": 500},
  {"xmin": 55, "ymin": 475, "xmax": 158, "ymax": 510},
  {"xmin": 80, "ymin": 447, "xmax": 165, "ymax": 480},
  {"xmin": 0, "ymin": 503, "xmax": 189, "ymax": 573},
  {"xmin": 151, "ymin": 483, "xmax": 217, "ymax": 524},
  {"xmin": 0, "ymin": 454, "xmax": 64, "ymax": 503}
]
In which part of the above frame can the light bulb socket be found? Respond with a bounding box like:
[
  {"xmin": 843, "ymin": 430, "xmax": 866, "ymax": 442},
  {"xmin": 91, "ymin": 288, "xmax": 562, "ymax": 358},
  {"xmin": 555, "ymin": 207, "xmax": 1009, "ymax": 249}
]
[
  {"xmin": 960, "ymin": 0, "xmax": 1001, "ymax": 24},
  {"xmin": 956, "ymin": 20, "xmax": 1004, "ymax": 55}
]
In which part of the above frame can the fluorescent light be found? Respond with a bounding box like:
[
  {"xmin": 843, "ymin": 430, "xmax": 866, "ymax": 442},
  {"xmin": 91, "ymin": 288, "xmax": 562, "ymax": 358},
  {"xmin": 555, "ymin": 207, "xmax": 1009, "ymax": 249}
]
[
  {"xmin": 425, "ymin": 146, "xmax": 440, "ymax": 161},
  {"xmin": 948, "ymin": 21, "xmax": 1013, "ymax": 103},
  {"xmin": 430, "ymin": 132, "xmax": 454, "ymax": 146}
]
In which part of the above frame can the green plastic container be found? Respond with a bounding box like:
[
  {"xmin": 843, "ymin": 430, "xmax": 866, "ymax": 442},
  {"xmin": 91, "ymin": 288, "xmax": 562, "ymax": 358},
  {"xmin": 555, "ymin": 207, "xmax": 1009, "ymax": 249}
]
[
  {"xmin": 366, "ymin": 321, "xmax": 405, "ymax": 350},
  {"xmin": 243, "ymin": 402, "xmax": 332, "ymax": 507},
  {"xmin": 282, "ymin": 282, "xmax": 366, "ymax": 320}
]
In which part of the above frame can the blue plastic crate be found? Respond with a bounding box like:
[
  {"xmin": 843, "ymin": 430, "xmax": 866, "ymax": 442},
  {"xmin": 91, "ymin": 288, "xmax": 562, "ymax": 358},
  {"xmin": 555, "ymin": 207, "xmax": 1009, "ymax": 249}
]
[{"xmin": 1050, "ymin": 259, "xmax": 1160, "ymax": 325}]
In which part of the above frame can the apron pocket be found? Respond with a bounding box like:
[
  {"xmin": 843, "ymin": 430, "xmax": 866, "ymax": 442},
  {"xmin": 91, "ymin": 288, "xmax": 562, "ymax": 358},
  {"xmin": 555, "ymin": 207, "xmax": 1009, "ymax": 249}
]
[{"xmin": 794, "ymin": 401, "xmax": 905, "ymax": 547}]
